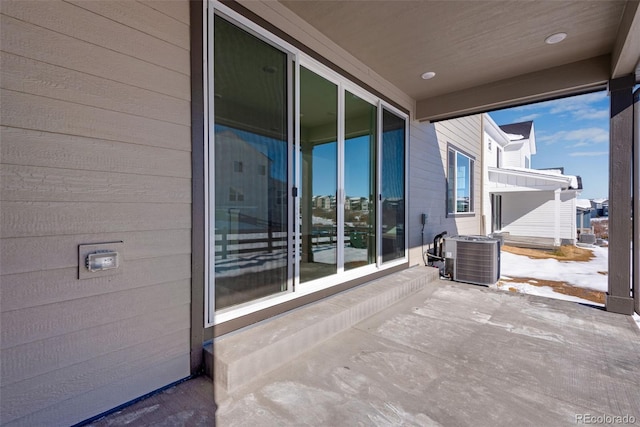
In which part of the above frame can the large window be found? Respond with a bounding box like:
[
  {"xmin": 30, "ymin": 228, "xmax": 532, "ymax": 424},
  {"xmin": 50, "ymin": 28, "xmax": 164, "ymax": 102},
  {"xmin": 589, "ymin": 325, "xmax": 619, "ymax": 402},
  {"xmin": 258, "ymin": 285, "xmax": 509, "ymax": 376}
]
[
  {"xmin": 207, "ymin": 8, "xmax": 407, "ymax": 323},
  {"xmin": 448, "ymin": 148, "xmax": 474, "ymax": 214}
]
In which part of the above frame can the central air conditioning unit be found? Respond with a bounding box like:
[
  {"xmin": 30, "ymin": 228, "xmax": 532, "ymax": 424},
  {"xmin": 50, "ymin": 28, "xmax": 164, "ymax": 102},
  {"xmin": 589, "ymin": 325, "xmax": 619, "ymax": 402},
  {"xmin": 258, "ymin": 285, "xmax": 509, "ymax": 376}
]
[{"xmin": 444, "ymin": 235, "xmax": 501, "ymax": 285}]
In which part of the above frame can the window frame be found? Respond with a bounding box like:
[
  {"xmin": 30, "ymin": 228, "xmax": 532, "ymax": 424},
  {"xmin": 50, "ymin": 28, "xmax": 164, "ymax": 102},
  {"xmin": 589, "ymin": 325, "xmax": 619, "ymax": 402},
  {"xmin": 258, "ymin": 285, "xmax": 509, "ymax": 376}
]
[{"xmin": 447, "ymin": 145, "xmax": 475, "ymax": 216}]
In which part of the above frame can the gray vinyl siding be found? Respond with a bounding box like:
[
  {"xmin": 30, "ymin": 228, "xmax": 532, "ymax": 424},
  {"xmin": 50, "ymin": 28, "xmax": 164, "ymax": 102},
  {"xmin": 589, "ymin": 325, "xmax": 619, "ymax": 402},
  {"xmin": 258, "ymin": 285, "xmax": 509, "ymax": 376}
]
[
  {"xmin": 0, "ymin": 1, "xmax": 191, "ymax": 426},
  {"xmin": 408, "ymin": 115, "xmax": 482, "ymax": 266}
]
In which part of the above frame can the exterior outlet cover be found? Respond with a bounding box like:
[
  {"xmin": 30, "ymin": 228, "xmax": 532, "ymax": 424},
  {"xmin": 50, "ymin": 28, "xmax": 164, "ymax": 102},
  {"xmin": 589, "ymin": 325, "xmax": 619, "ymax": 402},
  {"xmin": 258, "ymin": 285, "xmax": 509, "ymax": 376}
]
[{"xmin": 78, "ymin": 241, "xmax": 124, "ymax": 280}]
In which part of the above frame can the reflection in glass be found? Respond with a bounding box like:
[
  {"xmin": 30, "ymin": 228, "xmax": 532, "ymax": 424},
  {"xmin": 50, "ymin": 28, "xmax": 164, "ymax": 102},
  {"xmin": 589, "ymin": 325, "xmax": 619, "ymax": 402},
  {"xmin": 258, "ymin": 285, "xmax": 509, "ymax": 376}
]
[
  {"xmin": 213, "ymin": 16, "xmax": 288, "ymax": 309},
  {"xmin": 448, "ymin": 149, "xmax": 474, "ymax": 214},
  {"xmin": 344, "ymin": 92, "xmax": 376, "ymax": 270},
  {"xmin": 456, "ymin": 152, "xmax": 471, "ymax": 212},
  {"xmin": 381, "ymin": 109, "xmax": 406, "ymax": 262},
  {"xmin": 448, "ymin": 149, "xmax": 455, "ymax": 214},
  {"xmin": 300, "ymin": 67, "xmax": 337, "ymax": 282}
]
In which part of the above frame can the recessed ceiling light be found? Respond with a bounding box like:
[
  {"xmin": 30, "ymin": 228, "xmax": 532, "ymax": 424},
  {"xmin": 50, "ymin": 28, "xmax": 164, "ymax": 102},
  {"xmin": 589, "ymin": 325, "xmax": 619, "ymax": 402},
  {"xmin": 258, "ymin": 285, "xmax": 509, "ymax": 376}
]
[
  {"xmin": 545, "ymin": 32, "xmax": 567, "ymax": 44},
  {"xmin": 421, "ymin": 71, "xmax": 436, "ymax": 80}
]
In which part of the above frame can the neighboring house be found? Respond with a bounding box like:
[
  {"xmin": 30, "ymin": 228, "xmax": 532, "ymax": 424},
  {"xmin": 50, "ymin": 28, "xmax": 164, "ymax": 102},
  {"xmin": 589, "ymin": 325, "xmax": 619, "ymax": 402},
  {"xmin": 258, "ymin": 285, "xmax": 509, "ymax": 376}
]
[
  {"xmin": 576, "ymin": 199, "xmax": 595, "ymax": 234},
  {"xmin": 482, "ymin": 115, "xmax": 582, "ymax": 246},
  {"xmin": 1, "ymin": 1, "xmax": 637, "ymax": 426},
  {"xmin": 590, "ymin": 198, "xmax": 609, "ymax": 217}
]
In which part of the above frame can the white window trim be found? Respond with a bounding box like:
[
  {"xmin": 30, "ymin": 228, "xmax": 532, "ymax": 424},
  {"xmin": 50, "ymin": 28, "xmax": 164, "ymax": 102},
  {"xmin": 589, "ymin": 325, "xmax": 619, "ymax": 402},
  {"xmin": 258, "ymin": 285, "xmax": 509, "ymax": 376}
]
[
  {"xmin": 205, "ymin": 1, "xmax": 409, "ymax": 327},
  {"xmin": 448, "ymin": 146, "xmax": 475, "ymax": 215}
]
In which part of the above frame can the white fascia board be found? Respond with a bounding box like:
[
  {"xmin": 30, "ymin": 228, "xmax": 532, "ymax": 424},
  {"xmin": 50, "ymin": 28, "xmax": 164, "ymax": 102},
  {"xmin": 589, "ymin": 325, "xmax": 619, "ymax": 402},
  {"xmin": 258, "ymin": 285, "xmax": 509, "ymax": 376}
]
[
  {"xmin": 488, "ymin": 167, "xmax": 572, "ymax": 186},
  {"xmin": 483, "ymin": 113, "xmax": 511, "ymax": 147}
]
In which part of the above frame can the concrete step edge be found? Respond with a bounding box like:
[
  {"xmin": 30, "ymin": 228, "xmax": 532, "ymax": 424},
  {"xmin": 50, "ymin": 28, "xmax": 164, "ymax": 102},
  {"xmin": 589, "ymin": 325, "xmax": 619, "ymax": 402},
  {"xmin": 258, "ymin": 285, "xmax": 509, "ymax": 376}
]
[{"xmin": 205, "ymin": 266, "xmax": 439, "ymax": 392}]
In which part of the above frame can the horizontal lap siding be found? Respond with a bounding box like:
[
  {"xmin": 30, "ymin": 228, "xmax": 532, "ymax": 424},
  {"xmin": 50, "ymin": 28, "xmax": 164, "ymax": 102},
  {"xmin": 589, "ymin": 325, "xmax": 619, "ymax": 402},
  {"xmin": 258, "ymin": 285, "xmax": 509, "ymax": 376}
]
[
  {"xmin": 501, "ymin": 192, "xmax": 554, "ymax": 237},
  {"xmin": 408, "ymin": 116, "xmax": 482, "ymax": 266},
  {"xmin": 435, "ymin": 116, "xmax": 482, "ymax": 237},
  {"xmin": 501, "ymin": 191, "xmax": 576, "ymax": 239},
  {"xmin": 0, "ymin": 1, "xmax": 192, "ymax": 426}
]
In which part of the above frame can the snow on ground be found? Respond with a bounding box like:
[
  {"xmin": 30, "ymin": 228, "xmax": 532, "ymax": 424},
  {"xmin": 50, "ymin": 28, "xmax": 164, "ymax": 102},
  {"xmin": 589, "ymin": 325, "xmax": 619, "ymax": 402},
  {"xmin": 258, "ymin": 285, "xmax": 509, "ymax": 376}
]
[
  {"xmin": 495, "ymin": 280, "xmax": 602, "ymax": 307},
  {"xmin": 494, "ymin": 246, "xmax": 640, "ymax": 331},
  {"xmin": 499, "ymin": 246, "xmax": 608, "ymax": 292}
]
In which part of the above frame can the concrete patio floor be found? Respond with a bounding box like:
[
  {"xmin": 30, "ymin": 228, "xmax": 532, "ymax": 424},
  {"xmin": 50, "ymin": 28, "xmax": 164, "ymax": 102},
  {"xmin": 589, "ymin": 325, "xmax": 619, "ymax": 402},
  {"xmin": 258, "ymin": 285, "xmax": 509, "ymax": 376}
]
[{"xmin": 90, "ymin": 280, "xmax": 640, "ymax": 426}]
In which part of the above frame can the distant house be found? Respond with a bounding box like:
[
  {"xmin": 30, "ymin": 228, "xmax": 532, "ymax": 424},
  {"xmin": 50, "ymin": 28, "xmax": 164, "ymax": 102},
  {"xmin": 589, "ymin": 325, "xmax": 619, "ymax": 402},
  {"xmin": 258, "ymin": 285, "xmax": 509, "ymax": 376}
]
[
  {"xmin": 576, "ymin": 199, "xmax": 595, "ymax": 234},
  {"xmin": 590, "ymin": 198, "xmax": 609, "ymax": 217},
  {"xmin": 483, "ymin": 115, "xmax": 582, "ymax": 247}
]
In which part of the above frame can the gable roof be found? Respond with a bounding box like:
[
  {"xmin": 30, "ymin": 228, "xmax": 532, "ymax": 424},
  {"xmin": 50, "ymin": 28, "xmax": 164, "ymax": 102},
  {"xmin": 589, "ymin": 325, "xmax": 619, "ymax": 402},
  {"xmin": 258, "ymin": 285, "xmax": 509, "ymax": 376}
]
[{"xmin": 499, "ymin": 121, "xmax": 534, "ymax": 140}]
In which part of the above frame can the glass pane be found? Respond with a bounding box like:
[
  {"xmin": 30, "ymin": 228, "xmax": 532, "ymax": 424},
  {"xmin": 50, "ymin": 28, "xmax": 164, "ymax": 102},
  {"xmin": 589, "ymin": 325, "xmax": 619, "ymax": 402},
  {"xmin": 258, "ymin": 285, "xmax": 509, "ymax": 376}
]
[
  {"xmin": 456, "ymin": 152, "xmax": 470, "ymax": 213},
  {"xmin": 448, "ymin": 150, "xmax": 455, "ymax": 214},
  {"xmin": 300, "ymin": 67, "xmax": 338, "ymax": 283},
  {"xmin": 381, "ymin": 109, "xmax": 405, "ymax": 262},
  {"xmin": 344, "ymin": 92, "xmax": 376, "ymax": 270},
  {"xmin": 213, "ymin": 16, "xmax": 289, "ymax": 310}
]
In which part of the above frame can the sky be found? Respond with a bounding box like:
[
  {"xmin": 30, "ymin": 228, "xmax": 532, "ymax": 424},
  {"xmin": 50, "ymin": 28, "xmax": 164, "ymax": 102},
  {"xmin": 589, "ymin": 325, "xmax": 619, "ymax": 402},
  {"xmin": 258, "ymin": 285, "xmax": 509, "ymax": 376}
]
[{"xmin": 488, "ymin": 91, "xmax": 610, "ymax": 200}]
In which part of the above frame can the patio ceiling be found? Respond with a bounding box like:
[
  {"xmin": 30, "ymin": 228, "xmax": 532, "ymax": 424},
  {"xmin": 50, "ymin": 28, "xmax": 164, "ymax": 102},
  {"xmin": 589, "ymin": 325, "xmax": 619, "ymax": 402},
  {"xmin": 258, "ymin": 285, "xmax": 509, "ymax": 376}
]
[{"xmin": 278, "ymin": 0, "xmax": 640, "ymax": 121}]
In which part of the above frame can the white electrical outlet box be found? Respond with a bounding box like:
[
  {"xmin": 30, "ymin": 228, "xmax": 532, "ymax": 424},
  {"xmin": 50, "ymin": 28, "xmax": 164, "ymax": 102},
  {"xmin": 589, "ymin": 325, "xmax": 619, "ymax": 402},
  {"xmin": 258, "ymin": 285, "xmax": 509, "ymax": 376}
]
[
  {"xmin": 78, "ymin": 241, "xmax": 124, "ymax": 279},
  {"xmin": 86, "ymin": 251, "xmax": 119, "ymax": 272}
]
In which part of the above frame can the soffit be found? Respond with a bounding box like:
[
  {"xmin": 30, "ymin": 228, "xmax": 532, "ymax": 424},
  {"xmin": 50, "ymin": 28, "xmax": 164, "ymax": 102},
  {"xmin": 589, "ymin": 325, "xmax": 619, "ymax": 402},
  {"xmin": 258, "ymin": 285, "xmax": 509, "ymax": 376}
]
[{"xmin": 278, "ymin": 1, "xmax": 637, "ymax": 120}]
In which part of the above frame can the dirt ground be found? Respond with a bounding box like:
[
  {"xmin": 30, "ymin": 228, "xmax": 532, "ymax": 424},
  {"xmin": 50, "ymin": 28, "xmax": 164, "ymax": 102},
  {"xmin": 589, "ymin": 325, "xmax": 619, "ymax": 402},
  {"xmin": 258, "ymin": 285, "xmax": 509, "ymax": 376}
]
[
  {"xmin": 501, "ymin": 245, "xmax": 594, "ymax": 262},
  {"xmin": 499, "ymin": 276, "xmax": 605, "ymax": 304}
]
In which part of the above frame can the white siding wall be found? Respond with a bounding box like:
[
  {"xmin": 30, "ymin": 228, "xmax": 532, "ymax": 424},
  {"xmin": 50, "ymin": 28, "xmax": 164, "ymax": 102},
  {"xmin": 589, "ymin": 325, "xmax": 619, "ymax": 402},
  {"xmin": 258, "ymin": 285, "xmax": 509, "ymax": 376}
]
[
  {"xmin": 503, "ymin": 145, "xmax": 523, "ymax": 168},
  {"xmin": 0, "ymin": 1, "xmax": 191, "ymax": 425},
  {"xmin": 500, "ymin": 191, "xmax": 576, "ymax": 240},
  {"xmin": 408, "ymin": 115, "xmax": 483, "ymax": 266}
]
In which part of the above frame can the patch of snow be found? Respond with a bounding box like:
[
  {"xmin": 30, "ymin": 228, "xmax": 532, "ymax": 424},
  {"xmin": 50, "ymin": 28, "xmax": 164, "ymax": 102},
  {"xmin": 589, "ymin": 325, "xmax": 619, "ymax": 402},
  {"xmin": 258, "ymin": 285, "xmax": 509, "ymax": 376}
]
[
  {"xmin": 500, "ymin": 246, "xmax": 608, "ymax": 292},
  {"xmin": 312, "ymin": 216, "xmax": 334, "ymax": 225},
  {"xmin": 492, "ymin": 281, "xmax": 603, "ymax": 307}
]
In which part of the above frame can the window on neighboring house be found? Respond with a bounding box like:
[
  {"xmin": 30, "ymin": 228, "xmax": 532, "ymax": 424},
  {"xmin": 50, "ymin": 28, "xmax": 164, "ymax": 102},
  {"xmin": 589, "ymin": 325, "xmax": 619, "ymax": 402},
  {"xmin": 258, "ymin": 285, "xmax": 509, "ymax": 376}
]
[
  {"xmin": 524, "ymin": 157, "xmax": 530, "ymax": 168},
  {"xmin": 258, "ymin": 164, "xmax": 266, "ymax": 175},
  {"xmin": 229, "ymin": 187, "xmax": 244, "ymax": 202},
  {"xmin": 234, "ymin": 161, "xmax": 243, "ymax": 173},
  {"xmin": 447, "ymin": 147, "xmax": 474, "ymax": 214},
  {"xmin": 496, "ymin": 148, "xmax": 502, "ymax": 168}
]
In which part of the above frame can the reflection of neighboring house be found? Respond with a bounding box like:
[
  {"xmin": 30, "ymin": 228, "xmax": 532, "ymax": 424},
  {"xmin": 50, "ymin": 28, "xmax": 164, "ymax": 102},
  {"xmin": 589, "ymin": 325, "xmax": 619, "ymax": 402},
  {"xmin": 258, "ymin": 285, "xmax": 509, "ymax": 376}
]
[
  {"xmin": 313, "ymin": 195, "xmax": 334, "ymax": 209},
  {"xmin": 483, "ymin": 115, "xmax": 582, "ymax": 247},
  {"xmin": 576, "ymin": 199, "xmax": 594, "ymax": 234},
  {"xmin": 347, "ymin": 196, "xmax": 369, "ymax": 211},
  {"xmin": 590, "ymin": 198, "xmax": 609, "ymax": 217},
  {"xmin": 215, "ymin": 130, "xmax": 270, "ymax": 231}
]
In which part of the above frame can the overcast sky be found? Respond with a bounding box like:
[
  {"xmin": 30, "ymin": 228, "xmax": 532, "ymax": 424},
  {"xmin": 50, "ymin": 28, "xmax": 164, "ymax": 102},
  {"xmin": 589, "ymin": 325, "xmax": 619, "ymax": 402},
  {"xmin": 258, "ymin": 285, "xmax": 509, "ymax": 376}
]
[{"xmin": 488, "ymin": 91, "xmax": 610, "ymax": 200}]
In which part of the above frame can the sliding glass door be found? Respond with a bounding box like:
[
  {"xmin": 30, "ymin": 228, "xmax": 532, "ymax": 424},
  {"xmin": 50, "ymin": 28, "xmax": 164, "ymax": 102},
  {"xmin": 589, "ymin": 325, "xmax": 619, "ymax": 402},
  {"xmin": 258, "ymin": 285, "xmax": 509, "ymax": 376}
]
[
  {"xmin": 344, "ymin": 92, "xmax": 377, "ymax": 270},
  {"xmin": 209, "ymin": 11, "xmax": 407, "ymax": 320},
  {"xmin": 299, "ymin": 66, "xmax": 338, "ymax": 283},
  {"xmin": 212, "ymin": 16, "xmax": 291, "ymax": 310},
  {"xmin": 381, "ymin": 109, "xmax": 406, "ymax": 263}
]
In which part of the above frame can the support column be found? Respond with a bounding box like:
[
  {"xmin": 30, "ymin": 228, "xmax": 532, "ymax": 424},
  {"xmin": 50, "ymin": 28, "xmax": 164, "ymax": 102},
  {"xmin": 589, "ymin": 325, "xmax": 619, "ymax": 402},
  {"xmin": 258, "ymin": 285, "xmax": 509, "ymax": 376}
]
[
  {"xmin": 634, "ymin": 88, "xmax": 639, "ymax": 315},
  {"xmin": 553, "ymin": 189, "xmax": 561, "ymax": 247},
  {"xmin": 606, "ymin": 75, "xmax": 635, "ymax": 315}
]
